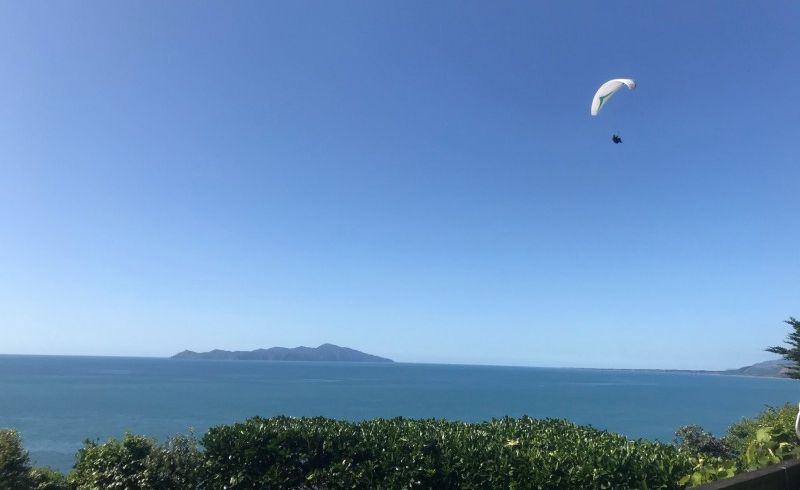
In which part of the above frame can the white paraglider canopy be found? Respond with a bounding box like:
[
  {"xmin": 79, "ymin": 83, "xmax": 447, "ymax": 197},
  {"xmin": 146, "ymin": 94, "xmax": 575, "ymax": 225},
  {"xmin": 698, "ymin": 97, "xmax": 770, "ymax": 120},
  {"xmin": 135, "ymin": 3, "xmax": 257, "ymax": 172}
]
[{"xmin": 591, "ymin": 78, "xmax": 636, "ymax": 116}]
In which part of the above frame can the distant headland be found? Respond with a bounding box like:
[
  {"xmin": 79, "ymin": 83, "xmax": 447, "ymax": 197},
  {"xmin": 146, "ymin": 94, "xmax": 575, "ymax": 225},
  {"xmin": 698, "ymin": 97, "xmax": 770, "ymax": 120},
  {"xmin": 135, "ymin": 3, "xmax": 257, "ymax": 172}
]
[
  {"xmin": 605, "ymin": 359, "xmax": 792, "ymax": 379},
  {"xmin": 171, "ymin": 343, "xmax": 393, "ymax": 363},
  {"xmin": 716, "ymin": 358, "xmax": 791, "ymax": 378}
]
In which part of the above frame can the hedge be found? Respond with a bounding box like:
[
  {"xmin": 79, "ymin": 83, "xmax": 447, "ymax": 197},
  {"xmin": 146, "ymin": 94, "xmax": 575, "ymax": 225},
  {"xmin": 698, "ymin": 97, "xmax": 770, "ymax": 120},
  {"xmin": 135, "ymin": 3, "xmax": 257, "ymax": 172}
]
[{"xmin": 5, "ymin": 405, "xmax": 800, "ymax": 489}]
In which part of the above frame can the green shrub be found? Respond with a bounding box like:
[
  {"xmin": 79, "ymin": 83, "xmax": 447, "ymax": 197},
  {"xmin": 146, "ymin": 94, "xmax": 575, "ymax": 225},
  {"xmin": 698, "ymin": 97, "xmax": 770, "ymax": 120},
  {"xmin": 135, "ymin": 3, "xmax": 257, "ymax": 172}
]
[
  {"xmin": 15, "ymin": 407, "xmax": 800, "ymax": 489},
  {"xmin": 673, "ymin": 404, "xmax": 800, "ymax": 487},
  {"xmin": 0, "ymin": 428, "xmax": 34, "ymax": 490},
  {"xmin": 68, "ymin": 433, "xmax": 201, "ymax": 489},
  {"xmin": 141, "ymin": 433, "xmax": 202, "ymax": 488},
  {"xmin": 674, "ymin": 425, "xmax": 735, "ymax": 459},
  {"xmin": 723, "ymin": 403, "xmax": 797, "ymax": 456},
  {"xmin": 30, "ymin": 466, "xmax": 69, "ymax": 490},
  {"xmin": 69, "ymin": 434, "xmax": 152, "ymax": 488},
  {"xmin": 201, "ymin": 416, "xmax": 694, "ymax": 489},
  {"xmin": 677, "ymin": 455, "xmax": 737, "ymax": 487},
  {"xmin": 740, "ymin": 425, "xmax": 800, "ymax": 471}
]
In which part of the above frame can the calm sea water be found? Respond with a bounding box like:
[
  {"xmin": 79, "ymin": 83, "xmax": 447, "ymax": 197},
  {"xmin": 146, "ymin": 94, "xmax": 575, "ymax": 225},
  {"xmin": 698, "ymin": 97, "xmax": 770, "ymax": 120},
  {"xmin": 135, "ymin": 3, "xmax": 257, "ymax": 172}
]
[{"xmin": 0, "ymin": 355, "xmax": 797, "ymax": 473}]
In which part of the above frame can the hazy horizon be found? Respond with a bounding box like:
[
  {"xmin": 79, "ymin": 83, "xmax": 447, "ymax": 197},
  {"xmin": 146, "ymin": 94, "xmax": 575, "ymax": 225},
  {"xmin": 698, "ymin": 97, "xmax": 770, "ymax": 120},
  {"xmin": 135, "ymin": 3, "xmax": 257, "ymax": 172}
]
[{"xmin": 0, "ymin": 349, "xmax": 787, "ymax": 373}]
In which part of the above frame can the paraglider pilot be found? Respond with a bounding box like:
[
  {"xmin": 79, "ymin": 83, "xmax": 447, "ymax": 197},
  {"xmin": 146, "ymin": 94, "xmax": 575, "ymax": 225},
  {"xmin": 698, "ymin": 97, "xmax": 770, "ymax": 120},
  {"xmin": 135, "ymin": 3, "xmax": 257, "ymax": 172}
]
[{"xmin": 611, "ymin": 134, "xmax": 622, "ymax": 144}]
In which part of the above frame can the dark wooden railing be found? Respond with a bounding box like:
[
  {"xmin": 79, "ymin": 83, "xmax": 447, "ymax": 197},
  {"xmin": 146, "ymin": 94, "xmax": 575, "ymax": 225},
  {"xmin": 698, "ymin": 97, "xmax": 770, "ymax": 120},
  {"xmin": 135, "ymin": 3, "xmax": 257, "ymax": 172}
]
[{"xmin": 694, "ymin": 460, "xmax": 800, "ymax": 490}]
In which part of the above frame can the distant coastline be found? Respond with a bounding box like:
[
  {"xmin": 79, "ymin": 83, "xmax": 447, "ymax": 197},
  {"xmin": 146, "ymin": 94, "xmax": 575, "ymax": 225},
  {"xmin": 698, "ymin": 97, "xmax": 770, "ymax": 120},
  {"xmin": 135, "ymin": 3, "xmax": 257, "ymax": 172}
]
[
  {"xmin": 168, "ymin": 346, "xmax": 788, "ymax": 378},
  {"xmin": 566, "ymin": 359, "xmax": 791, "ymax": 379},
  {"xmin": 171, "ymin": 343, "xmax": 393, "ymax": 363},
  {"xmin": 0, "ymin": 352, "xmax": 787, "ymax": 378}
]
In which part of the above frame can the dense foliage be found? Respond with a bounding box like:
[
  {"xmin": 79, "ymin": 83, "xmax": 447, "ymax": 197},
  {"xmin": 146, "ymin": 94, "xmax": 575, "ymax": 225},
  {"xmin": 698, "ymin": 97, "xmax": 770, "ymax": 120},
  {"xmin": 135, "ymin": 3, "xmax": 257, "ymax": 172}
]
[
  {"xmin": 723, "ymin": 403, "xmax": 800, "ymax": 469},
  {"xmin": 69, "ymin": 433, "xmax": 201, "ymax": 489},
  {"xmin": 0, "ymin": 429, "xmax": 67, "ymax": 490},
  {"xmin": 4, "ymin": 405, "xmax": 800, "ymax": 489},
  {"xmin": 0, "ymin": 429, "xmax": 33, "ymax": 490},
  {"xmin": 673, "ymin": 403, "xmax": 800, "ymax": 486},
  {"xmin": 674, "ymin": 425, "xmax": 734, "ymax": 459},
  {"xmin": 201, "ymin": 416, "xmax": 693, "ymax": 489},
  {"xmin": 723, "ymin": 403, "xmax": 798, "ymax": 456},
  {"xmin": 7, "ymin": 418, "xmax": 696, "ymax": 489}
]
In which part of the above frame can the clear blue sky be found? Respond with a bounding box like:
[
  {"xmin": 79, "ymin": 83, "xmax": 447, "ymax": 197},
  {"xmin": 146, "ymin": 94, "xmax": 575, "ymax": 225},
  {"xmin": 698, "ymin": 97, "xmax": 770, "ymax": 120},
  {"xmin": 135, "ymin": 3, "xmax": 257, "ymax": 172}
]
[{"xmin": 1, "ymin": 1, "xmax": 798, "ymax": 369}]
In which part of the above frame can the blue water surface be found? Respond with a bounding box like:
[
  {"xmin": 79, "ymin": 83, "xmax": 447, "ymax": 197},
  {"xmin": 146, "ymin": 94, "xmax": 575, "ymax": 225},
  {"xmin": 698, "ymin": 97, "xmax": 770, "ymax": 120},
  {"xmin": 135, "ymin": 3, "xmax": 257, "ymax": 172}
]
[{"xmin": 0, "ymin": 355, "xmax": 797, "ymax": 472}]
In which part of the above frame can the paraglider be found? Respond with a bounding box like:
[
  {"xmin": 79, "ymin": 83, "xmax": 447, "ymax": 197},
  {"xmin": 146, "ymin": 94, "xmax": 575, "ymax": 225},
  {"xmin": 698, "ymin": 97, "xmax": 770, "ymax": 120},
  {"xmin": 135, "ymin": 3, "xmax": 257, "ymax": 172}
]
[{"xmin": 591, "ymin": 78, "xmax": 636, "ymax": 143}]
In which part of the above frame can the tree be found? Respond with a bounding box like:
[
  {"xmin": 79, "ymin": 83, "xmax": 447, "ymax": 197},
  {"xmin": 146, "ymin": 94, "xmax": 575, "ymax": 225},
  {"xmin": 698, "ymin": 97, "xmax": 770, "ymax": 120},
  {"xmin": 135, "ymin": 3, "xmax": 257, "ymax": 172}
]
[
  {"xmin": 674, "ymin": 424, "xmax": 735, "ymax": 459},
  {"xmin": 0, "ymin": 429, "xmax": 34, "ymax": 490},
  {"xmin": 766, "ymin": 317, "xmax": 800, "ymax": 379}
]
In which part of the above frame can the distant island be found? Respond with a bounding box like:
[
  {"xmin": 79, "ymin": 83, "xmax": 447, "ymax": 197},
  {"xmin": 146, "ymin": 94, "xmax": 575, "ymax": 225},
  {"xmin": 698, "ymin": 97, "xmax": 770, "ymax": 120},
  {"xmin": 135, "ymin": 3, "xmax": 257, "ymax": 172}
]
[{"xmin": 172, "ymin": 343, "xmax": 393, "ymax": 363}]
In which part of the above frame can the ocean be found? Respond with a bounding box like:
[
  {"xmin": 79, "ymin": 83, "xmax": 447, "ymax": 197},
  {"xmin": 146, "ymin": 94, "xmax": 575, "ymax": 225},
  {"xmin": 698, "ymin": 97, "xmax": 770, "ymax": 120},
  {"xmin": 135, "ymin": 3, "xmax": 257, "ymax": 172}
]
[{"xmin": 0, "ymin": 355, "xmax": 797, "ymax": 473}]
